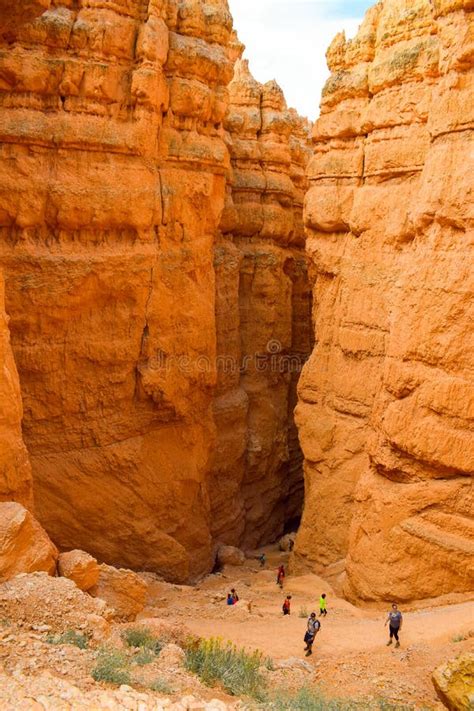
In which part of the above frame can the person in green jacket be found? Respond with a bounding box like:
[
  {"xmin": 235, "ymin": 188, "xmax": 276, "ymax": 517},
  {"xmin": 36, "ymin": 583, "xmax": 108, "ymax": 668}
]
[{"xmin": 319, "ymin": 593, "xmax": 327, "ymax": 616}]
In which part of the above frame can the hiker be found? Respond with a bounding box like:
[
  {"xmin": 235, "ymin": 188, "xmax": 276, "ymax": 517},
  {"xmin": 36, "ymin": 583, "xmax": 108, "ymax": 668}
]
[
  {"xmin": 282, "ymin": 595, "xmax": 292, "ymax": 615},
  {"xmin": 226, "ymin": 593, "xmax": 234, "ymax": 605},
  {"xmin": 319, "ymin": 593, "xmax": 327, "ymax": 616},
  {"xmin": 259, "ymin": 553, "xmax": 266, "ymax": 568},
  {"xmin": 385, "ymin": 603, "xmax": 403, "ymax": 648},
  {"xmin": 277, "ymin": 564, "xmax": 285, "ymax": 588},
  {"xmin": 304, "ymin": 612, "xmax": 321, "ymax": 656},
  {"xmin": 230, "ymin": 588, "xmax": 239, "ymax": 604}
]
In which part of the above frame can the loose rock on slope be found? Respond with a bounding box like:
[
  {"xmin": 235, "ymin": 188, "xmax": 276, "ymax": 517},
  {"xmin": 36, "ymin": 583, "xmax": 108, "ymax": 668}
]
[
  {"xmin": 432, "ymin": 652, "xmax": 474, "ymax": 711},
  {"xmin": 57, "ymin": 549, "xmax": 99, "ymax": 592},
  {"xmin": 0, "ymin": 502, "xmax": 57, "ymax": 581},
  {"xmin": 89, "ymin": 563, "xmax": 148, "ymax": 621}
]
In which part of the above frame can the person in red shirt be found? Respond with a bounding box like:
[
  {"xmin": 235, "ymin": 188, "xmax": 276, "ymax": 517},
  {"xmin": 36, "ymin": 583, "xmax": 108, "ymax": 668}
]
[
  {"xmin": 282, "ymin": 595, "xmax": 292, "ymax": 615},
  {"xmin": 277, "ymin": 565, "xmax": 285, "ymax": 588}
]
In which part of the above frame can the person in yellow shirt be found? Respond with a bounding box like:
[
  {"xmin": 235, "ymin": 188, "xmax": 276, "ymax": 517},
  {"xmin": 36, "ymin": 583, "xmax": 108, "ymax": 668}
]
[{"xmin": 319, "ymin": 593, "xmax": 327, "ymax": 616}]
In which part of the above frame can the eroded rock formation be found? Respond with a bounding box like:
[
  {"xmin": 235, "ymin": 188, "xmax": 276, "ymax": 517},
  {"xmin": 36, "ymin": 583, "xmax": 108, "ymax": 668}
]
[
  {"xmin": 0, "ymin": 0, "xmax": 50, "ymax": 35},
  {"xmin": 210, "ymin": 60, "xmax": 312, "ymax": 549},
  {"xmin": 294, "ymin": 0, "xmax": 474, "ymax": 601},
  {"xmin": 0, "ymin": 274, "xmax": 33, "ymax": 508},
  {"xmin": 0, "ymin": 502, "xmax": 57, "ymax": 581},
  {"xmin": 0, "ymin": 2, "xmax": 311, "ymax": 581},
  {"xmin": 0, "ymin": 0, "xmax": 237, "ymax": 582}
]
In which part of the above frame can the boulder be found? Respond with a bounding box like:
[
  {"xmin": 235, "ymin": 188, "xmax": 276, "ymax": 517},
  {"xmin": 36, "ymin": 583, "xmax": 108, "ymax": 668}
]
[
  {"xmin": 217, "ymin": 545, "xmax": 245, "ymax": 567},
  {"xmin": 279, "ymin": 534, "xmax": 296, "ymax": 552},
  {"xmin": 432, "ymin": 653, "xmax": 474, "ymax": 711},
  {"xmin": 57, "ymin": 549, "xmax": 100, "ymax": 592},
  {"xmin": 89, "ymin": 564, "xmax": 147, "ymax": 620},
  {"xmin": 0, "ymin": 502, "xmax": 57, "ymax": 582}
]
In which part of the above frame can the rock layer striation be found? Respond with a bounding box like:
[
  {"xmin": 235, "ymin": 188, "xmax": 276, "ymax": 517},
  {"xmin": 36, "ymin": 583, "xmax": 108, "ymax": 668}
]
[
  {"xmin": 0, "ymin": 3, "xmax": 311, "ymax": 580},
  {"xmin": 211, "ymin": 60, "xmax": 312, "ymax": 549},
  {"xmin": 0, "ymin": 0, "xmax": 237, "ymax": 582},
  {"xmin": 295, "ymin": 0, "xmax": 474, "ymax": 601}
]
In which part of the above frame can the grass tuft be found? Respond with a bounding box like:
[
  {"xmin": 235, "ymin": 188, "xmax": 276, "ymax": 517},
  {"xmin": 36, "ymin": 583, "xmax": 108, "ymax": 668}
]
[
  {"xmin": 265, "ymin": 688, "xmax": 416, "ymax": 710},
  {"xmin": 298, "ymin": 606, "xmax": 309, "ymax": 619},
  {"xmin": 134, "ymin": 648, "xmax": 155, "ymax": 666},
  {"xmin": 149, "ymin": 677, "xmax": 174, "ymax": 694},
  {"xmin": 122, "ymin": 627, "xmax": 164, "ymax": 655},
  {"xmin": 184, "ymin": 637, "xmax": 266, "ymax": 701},
  {"xmin": 46, "ymin": 630, "xmax": 89, "ymax": 650},
  {"xmin": 91, "ymin": 647, "xmax": 131, "ymax": 685}
]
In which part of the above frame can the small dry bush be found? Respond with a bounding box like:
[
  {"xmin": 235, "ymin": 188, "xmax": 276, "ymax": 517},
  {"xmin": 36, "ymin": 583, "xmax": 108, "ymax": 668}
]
[{"xmin": 91, "ymin": 647, "xmax": 131, "ymax": 685}]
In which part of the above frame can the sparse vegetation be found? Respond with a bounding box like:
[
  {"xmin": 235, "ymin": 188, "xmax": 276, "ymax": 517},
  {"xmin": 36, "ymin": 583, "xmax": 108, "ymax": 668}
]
[
  {"xmin": 91, "ymin": 647, "xmax": 131, "ymax": 686},
  {"xmin": 121, "ymin": 626, "xmax": 164, "ymax": 655},
  {"xmin": 266, "ymin": 688, "xmax": 416, "ymax": 710},
  {"xmin": 298, "ymin": 606, "xmax": 309, "ymax": 618},
  {"xmin": 46, "ymin": 630, "xmax": 89, "ymax": 650},
  {"xmin": 134, "ymin": 648, "xmax": 155, "ymax": 666},
  {"xmin": 452, "ymin": 633, "xmax": 467, "ymax": 643},
  {"xmin": 149, "ymin": 677, "xmax": 174, "ymax": 694},
  {"xmin": 264, "ymin": 656, "xmax": 275, "ymax": 671},
  {"xmin": 184, "ymin": 637, "xmax": 267, "ymax": 701}
]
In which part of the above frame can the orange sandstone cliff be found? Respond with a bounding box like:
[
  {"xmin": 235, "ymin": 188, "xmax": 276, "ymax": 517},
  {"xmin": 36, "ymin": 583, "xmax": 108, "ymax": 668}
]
[
  {"xmin": 0, "ymin": 0, "xmax": 238, "ymax": 582},
  {"xmin": 0, "ymin": 2, "xmax": 312, "ymax": 581},
  {"xmin": 294, "ymin": 0, "xmax": 474, "ymax": 601},
  {"xmin": 0, "ymin": 273, "xmax": 33, "ymax": 509},
  {"xmin": 210, "ymin": 60, "xmax": 312, "ymax": 549}
]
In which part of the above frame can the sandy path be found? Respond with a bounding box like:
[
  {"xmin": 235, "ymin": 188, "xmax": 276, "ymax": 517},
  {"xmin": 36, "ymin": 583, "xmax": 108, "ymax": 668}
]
[
  {"xmin": 186, "ymin": 579, "xmax": 474, "ymax": 658},
  {"xmin": 148, "ymin": 552, "xmax": 474, "ymax": 708}
]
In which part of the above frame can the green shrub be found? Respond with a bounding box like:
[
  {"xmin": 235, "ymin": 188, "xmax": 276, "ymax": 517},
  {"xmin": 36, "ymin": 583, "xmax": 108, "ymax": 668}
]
[
  {"xmin": 46, "ymin": 630, "xmax": 89, "ymax": 650},
  {"xmin": 270, "ymin": 688, "xmax": 354, "ymax": 711},
  {"xmin": 265, "ymin": 656, "xmax": 275, "ymax": 671},
  {"xmin": 298, "ymin": 607, "xmax": 309, "ymax": 619},
  {"xmin": 134, "ymin": 648, "xmax": 155, "ymax": 666},
  {"xmin": 267, "ymin": 689, "xmax": 415, "ymax": 710},
  {"xmin": 122, "ymin": 627, "xmax": 164, "ymax": 655},
  {"xmin": 149, "ymin": 677, "xmax": 174, "ymax": 694},
  {"xmin": 452, "ymin": 634, "xmax": 466, "ymax": 643},
  {"xmin": 184, "ymin": 637, "xmax": 266, "ymax": 701},
  {"xmin": 91, "ymin": 647, "xmax": 131, "ymax": 685}
]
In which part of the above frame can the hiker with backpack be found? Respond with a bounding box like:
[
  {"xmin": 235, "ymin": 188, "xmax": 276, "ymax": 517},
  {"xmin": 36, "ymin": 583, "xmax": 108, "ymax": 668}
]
[{"xmin": 304, "ymin": 612, "xmax": 321, "ymax": 656}]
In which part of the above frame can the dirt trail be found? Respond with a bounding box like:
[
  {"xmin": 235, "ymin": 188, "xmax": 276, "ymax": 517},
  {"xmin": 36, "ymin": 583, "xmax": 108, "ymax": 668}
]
[{"xmin": 147, "ymin": 548, "xmax": 474, "ymax": 709}]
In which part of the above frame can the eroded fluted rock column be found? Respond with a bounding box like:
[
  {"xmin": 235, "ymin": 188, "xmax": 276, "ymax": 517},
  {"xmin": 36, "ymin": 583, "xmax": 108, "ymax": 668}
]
[
  {"xmin": 210, "ymin": 60, "xmax": 313, "ymax": 549},
  {"xmin": 295, "ymin": 0, "xmax": 474, "ymax": 600},
  {"xmin": 0, "ymin": 273, "xmax": 33, "ymax": 508},
  {"xmin": 0, "ymin": 0, "xmax": 237, "ymax": 582}
]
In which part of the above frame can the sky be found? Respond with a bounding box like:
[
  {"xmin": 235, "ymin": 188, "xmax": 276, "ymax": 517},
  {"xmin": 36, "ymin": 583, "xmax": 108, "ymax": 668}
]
[{"xmin": 227, "ymin": 0, "xmax": 373, "ymax": 120}]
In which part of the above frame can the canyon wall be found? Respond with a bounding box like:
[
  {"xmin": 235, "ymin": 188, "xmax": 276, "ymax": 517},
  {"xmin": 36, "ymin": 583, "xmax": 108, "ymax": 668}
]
[
  {"xmin": 0, "ymin": 2, "xmax": 311, "ymax": 579},
  {"xmin": 295, "ymin": 0, "xmax": 474, "ymax": 601},
  {"xmin": 0, "ymin": 273, "xmax": 33, "ymax": 508},
  {"xmin": 0, "ymin": 0, "xmax": 238, "ymax": 582},
  {"xmin": 210, "ymin": 60, "xmax": 312, "ymax": 549}
]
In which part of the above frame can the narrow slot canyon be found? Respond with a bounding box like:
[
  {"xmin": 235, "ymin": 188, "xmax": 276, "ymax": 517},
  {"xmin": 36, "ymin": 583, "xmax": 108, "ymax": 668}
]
[
  {"xmin": 0, "ymin": 0, "xmax": 472, "ymax": 601},
  {"xmin": 0, "ymin": 1, "xmax": 472, "ymax": 709}
]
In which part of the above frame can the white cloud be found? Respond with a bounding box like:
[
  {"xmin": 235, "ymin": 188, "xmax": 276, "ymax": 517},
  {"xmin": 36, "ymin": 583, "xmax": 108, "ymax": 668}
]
[{"xmin": 228, "ymin": 0, "xmax": 366, "ymax": 120}]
